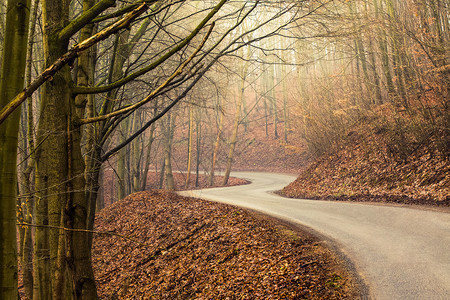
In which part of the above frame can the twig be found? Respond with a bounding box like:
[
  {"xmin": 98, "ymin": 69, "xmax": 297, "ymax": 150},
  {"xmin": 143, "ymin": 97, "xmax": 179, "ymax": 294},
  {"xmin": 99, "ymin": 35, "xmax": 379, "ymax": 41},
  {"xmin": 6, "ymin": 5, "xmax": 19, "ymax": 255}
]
[
  {"xmin": 17, "ymin": 222, "xmax": 150, "ymax": 246},
  {"xmin": 78, "ymin": 22, "xmax": 215, "ymax": 125},
  {"xmin": 301, "ymin": 261, "xmax": 317, "ymax": 268}
]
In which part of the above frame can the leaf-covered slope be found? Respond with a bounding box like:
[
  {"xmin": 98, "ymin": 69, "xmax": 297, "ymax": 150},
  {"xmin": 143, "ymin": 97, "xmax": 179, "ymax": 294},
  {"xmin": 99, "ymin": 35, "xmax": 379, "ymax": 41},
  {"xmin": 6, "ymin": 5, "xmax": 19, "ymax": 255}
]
[
  {"xmin": 92, "ymin": 190, "xmax": 359, "ymax": 299},
  {"xmin": 281, "ymin": 117, "xmax": 449, "ymax": 207}
]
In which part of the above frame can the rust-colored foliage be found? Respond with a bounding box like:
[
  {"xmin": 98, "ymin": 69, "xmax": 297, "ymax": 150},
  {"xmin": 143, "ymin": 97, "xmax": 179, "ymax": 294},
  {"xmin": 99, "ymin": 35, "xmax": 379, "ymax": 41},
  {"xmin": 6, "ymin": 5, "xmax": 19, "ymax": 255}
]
[
  {"xmin": 92, "ymin": 191, "xmax": 357, "ymax": 299},
  {"xmin": 281, "ymin": 107, "xmax": 449, "ymax": 207}
]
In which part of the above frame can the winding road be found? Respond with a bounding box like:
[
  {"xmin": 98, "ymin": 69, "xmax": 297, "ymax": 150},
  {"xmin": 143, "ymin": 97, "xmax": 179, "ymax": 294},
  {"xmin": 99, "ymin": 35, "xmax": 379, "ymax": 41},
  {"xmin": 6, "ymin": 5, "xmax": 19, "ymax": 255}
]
[{"xmin": 179, "ymin": 172, "xmax": 450, "ymax": 300}]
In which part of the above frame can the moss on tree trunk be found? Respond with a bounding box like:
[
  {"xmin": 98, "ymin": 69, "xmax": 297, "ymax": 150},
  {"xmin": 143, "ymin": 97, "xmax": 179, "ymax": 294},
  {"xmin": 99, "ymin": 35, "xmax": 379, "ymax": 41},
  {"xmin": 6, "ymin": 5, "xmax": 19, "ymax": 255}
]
[{"xmin": 0, "ymin": 0, "xmax": 31, "ymax": 299}]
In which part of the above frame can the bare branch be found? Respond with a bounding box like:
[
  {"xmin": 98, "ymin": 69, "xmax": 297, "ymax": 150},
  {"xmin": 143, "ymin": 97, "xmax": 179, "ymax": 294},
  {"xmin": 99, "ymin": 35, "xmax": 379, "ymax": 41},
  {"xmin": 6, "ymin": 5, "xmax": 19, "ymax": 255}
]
[
  {"xmin": 79, "ymin": 22, "xmax": 215, "ymax": 125},
  {"xmin": 73, "ymin": 0, "xmax": 228, "ymax": 95},
  {"xmin": 0, "ymin": 3, "xmax": 149, "ymax": 126},
  {"xmin": 17, "ymin": 222, "xmax": 151, "ymax": 247},
  {"xmin": 57, "ymin": 0, "xmax": 116, "ymax": 42}
]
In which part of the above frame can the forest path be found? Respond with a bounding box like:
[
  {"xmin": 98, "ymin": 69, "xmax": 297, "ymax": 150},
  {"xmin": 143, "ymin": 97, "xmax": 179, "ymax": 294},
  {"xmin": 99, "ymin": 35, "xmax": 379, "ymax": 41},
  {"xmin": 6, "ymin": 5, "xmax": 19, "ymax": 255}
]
[{"xmin": 179, "ymin": 172, "xmax": 450, "ymax": 300}]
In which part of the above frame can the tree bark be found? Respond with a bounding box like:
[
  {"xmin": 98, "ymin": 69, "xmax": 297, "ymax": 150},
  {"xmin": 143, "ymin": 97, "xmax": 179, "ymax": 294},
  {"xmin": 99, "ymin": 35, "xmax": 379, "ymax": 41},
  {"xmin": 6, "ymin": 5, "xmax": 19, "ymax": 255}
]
[
  {"xmin": 0, "ymin": 1, "xmax": 31, "ymax": 299},
  {"xmin": 141, "ymin": 121, "xmax": 156, "ymax": 191},
  {"xmin": 19, "ymin": 0, "xmax": 40, "ymax": 297},
  {"xmin": 163, "ymin": 113, "xmax": 175, "ymax": 191},
  {"xmin": 195, "ymin": 107, "xmax": 202, "ymax": 187},
  {"xmin": 185, "ymin": 104, "xmax": 194, "ymax": 187}
]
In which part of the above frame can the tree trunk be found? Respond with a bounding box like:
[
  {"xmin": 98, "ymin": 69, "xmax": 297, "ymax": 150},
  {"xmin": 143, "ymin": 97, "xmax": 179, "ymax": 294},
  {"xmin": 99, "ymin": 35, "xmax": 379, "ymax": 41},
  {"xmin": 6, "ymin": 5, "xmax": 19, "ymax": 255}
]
[
  {"xmin": 375, "ymin": 0, "xmax": 396, "ymax": 99},
  {"xmin": 20, "ymin": 168, "xmax": 34, "ymax": 300},
  {"xmin": 223, "ymin": 93, "xmax": 242, "ymax": 185},
  {"xmin": 117, "ymin": 118, "xmax": 130, "ymax": 200},
  {"xmin": 66, "ymin": 119, "xmax": 98, "ymax": 300},
  {"xmin": 159, "ymin": 157, "xmax": 166, "ymax": 189},
  {"xmin": 185, "ymin": 104, "xmax": 194, "ymax": 187},
  {"xmin": 195, "ymin": 107, "xmax": 202, "ymax": 187},
  {"xmin": 223, "ymin": 46, "xmax": 250, "ymax": 184},
  {"xmin": 163, "ymin": 113, "xmax": 175, "ymax": 190},
  {"xmin": 0, "ymin": 1, "xmax": 31, "ymax": 299},
  {"xmin": 209, "ymin": 97, "xmax": 224, "ymax": 186},
  {"xmin": 35, "ymin": 0, "xmax": 99, "ymax": 298},
  {"xmin": 141, "ymin": 122, "xmax": 156, "ymax": 191},
  {"xmin": 368, "ymin": 38, "xmax": 383, "ymax": 105},
  {"xmin": 270, "ymin": 64, "xmax": 278, "ymax": 138},
  {"xmin": 281, "ymin": 57, "xmax": 289, "ymax": 143},
  {"xmin": 385, "ymin": 0, "xmax": 408, "ymax": 106},
  {"xmin": 130, "ymin": 113, "xmax": 144, "ymax": 193},
  {"xmin": 19, "ymin": 1, "xmax": 40, "ymax": 297}
]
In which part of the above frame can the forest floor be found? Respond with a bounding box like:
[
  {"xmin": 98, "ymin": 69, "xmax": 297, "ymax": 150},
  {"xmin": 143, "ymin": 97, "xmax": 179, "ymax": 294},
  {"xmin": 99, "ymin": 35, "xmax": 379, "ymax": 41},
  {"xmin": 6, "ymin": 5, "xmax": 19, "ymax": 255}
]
[
  {"xmin": 92, "ymin": 190, "xmax": 360, "ymax": 299},
  {"xmin": 18, "ymin": 173, "xmax": 361, "ymax": 299}
]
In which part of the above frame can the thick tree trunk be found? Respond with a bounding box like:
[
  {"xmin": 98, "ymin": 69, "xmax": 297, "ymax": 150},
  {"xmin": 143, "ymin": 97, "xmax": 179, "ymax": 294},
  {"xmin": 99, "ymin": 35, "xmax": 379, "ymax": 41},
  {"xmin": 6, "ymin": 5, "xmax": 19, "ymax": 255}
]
[
  {"xmin": 0, "ymin": 1, "xmax": 31, "ymax": 299},
  {"xmin": 35, "ymin": 0, "xmax": 100, "ymax": 298},
  {"xmin": 34, "ymin": 0, "xmax": 71, "ymax": 294},
  {"xmin": 76, "ymin": 0, "xmax": 98, "ymax": 240},
  {"xmin": 35, "ymin": 67, "xmax": 74, "ymax": 299},
  {"xmin": 66, "ymin": 120, "xmax": 98, "ymax": 300}
]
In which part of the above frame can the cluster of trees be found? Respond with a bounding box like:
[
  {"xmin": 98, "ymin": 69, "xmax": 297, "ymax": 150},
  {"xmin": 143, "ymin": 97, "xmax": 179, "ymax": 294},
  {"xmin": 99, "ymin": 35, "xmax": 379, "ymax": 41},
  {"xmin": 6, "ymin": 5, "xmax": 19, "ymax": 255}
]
[
  {"xmin": 105, "ymin": 30, "xmax": 295, "ymax": 203},
  {"xmin": 291, "ymin": 0, "xmax": 448, "ymax": 158},
  {"xmin": 106, "ymin": 6, "xmax": 312, "ymax": 203},
  {"xmin": 0, "ymin": 0, "xmax": 320, "ymax": 299}
]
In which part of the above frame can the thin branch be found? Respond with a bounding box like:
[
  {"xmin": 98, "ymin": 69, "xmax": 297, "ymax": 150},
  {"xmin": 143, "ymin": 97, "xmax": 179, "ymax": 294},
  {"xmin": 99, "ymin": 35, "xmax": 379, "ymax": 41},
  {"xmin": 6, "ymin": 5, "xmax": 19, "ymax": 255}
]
[
  {"xmin": 17, "ymin": 222, "xmax": 150, "ymax": 246},
  {"xmin": 92, "ymin": 0, "xmax": 169, "ymax": 23},
  {"xmin": 79, "ymin": 22, "xmax": 215, "ymax": 125},
  {"xmin": 57, "ymin": 0, "xmax": 116, "ymax": 42},
  {"xmin": 73, "ymin": 0, "xmax": 227, "ymax": 95},
  {"xmin": 16, "ymin": 133, "xmax": 50, "ymax": 167}
]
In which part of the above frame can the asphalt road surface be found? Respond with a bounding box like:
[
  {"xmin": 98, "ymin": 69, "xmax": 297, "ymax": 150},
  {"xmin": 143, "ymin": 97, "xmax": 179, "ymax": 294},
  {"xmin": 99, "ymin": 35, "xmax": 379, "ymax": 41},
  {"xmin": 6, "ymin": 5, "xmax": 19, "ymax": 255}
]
[{"xmin": 179, "ymin": 172, "xmax": 450, "ymax": 300}]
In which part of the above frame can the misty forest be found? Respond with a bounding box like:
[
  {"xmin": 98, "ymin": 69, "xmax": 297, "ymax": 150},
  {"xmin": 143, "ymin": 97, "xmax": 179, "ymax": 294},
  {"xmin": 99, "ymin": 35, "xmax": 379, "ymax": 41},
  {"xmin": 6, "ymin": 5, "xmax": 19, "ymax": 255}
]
[{"xmin": 0, "ymin": 0, "xmax": 448, "ymax": 299}]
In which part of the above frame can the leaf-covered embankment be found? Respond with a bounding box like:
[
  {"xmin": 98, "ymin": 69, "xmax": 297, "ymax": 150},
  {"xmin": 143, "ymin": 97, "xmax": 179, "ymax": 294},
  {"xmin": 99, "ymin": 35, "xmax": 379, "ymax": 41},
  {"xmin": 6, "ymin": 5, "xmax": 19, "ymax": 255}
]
[
  {"xmin": 281, "ymin": 113, "xmax": 449, "ymax": 207},
  {"xmin": 92, "ymin": 190, "xmax": 361, "ymax": 299}
]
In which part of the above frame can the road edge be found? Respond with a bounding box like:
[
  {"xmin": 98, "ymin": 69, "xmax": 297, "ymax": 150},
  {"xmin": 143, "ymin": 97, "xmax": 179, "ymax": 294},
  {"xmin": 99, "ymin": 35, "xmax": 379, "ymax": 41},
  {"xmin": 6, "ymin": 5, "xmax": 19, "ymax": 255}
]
[{"xmin": 218, "ymin": 205, "xmax": 372, "ymax": 300}]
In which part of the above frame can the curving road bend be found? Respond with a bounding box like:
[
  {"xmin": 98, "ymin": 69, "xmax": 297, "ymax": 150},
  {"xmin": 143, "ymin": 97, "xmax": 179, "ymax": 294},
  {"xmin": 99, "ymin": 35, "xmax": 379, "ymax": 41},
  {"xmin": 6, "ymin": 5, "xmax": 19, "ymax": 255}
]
[{"xmin": 178, "ymin": 172, "xmax": 450, "ymax": 300}]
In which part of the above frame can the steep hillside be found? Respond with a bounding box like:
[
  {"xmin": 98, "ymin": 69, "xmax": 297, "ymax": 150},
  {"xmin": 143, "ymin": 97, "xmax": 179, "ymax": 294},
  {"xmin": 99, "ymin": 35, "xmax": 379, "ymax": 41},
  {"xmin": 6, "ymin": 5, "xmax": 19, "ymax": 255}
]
[{"xmin": 281, "ymin": 114, "xmax": 449, "ymax": 207}]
